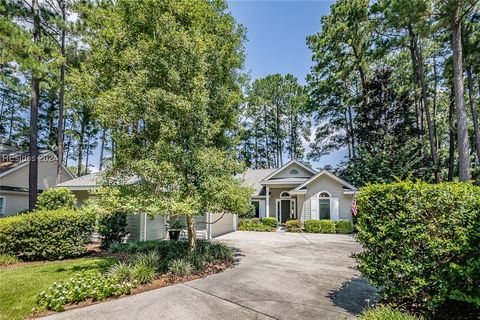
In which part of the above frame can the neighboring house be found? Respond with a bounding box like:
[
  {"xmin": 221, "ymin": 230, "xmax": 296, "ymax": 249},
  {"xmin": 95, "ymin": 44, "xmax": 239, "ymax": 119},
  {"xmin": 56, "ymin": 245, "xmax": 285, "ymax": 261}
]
[
  {"xmin": 241, "ymin": 160, "xmax": 358, "ymax": 223},
  {"xmin": 55, "ymin": 172, "xmax": 237, "ymax": 241},
  {"xmin": 0, "ymin": 141, "xmax": 74, "ymax": 217}
]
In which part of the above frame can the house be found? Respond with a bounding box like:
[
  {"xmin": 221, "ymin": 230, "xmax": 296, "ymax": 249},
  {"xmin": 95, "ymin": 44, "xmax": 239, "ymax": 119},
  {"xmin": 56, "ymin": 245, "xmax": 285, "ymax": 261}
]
[
  {"xmin": 55, "ymin": 172, "xmax": 237, "ymax": 241},
  {"xmin": 0, "ymin": 141, "xmax": 74, "ymax": 217},
  {"xmin": 241, "ymin": 160, "xmax": 357, "ymax": 223}
]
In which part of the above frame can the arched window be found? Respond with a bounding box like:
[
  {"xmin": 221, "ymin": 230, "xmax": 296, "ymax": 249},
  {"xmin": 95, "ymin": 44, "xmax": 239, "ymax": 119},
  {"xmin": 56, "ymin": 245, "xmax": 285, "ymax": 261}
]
[
  {"xmin": 280, "ymin": 191, "xmax": 290, "ymax": 198},
  {"xmin": 289, "ymin": 169, "xmax": 299, "ymax": 175},
  {"xmin": 318, "ymin": 191, "xmax": 331, "ymax": 219}
]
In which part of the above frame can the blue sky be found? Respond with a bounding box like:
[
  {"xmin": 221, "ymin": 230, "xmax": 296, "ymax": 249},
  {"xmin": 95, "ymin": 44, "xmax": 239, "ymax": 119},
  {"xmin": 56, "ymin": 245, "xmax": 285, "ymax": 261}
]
[{"xmin": 227, "ymin": 0, "xmax": 347, "ymax": 169}]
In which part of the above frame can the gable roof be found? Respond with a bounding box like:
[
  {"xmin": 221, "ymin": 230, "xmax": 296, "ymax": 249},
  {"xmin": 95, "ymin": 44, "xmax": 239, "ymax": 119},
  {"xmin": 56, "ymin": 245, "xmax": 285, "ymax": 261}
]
[
  {"xmin": 261, "ymin": 159, "xmax": 316, "ymax": 181},
  {"xmin": 293, "ymin": 169, "xmax": 358, "ymax": 191},
  {"xmin": 0, "ymin": 150, "xmax": 75, "ymax": 179},
  {"xmin": 240, "ymin": 168, "xmax": 276, "ymax": 196},
  {"xmin": 55, "ymin": 171, "xmax": 101, "ymax": 190}
]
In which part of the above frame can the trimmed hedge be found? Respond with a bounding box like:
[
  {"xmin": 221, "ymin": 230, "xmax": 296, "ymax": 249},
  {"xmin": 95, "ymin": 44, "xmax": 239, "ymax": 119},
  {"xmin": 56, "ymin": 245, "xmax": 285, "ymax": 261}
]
[
  {"xmin": 285, "ymin": 219, "xmax": 302, "ymax": 232},
  {"xmin": 318, "ymin": 220, "xmax": 336, "ymax": 233},
  {"xmin": 304, "ymin": 220, "xmax": 321, "ymax": 233},
  {"xmin": 0, "ymin": 209, "xmax": 95, "ymax": 260},
  {"xmin": 260, "ymin": 217, "xmax": 278, "ymax": 228},
  {"xmin": 355, "ymin": 181, "xmax": 480, "ymax": 312},
  {"xmin": 335, "ymin": 220, "xmax": 353, "ymax": 234},
  {"xmin": 238, "ymin": 223, "xmax": 273, "ymax": 232}
]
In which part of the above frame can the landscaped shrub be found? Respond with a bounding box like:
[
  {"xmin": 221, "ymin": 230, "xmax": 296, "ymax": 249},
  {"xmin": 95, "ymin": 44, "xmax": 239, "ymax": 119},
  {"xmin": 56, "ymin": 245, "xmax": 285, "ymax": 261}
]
[
  {"xmin": 168, "ymin": 258, "xmax": 193, "ymax": 276},
  {"xmin": 107, "ymin": 261, "xmax": 132, "ymax": 282},
  {"xmin": 318, "ymin": 220, "xmax": 336, "ymax": 233},
  {"xmin": 0, "ymin": 209, "xmax": 95, "ymax": 260},
  {"xmin": 285, "ymin": 219, "xmax": 302, "ymax": 232},
  {"xmin": 107, "ymin": 240, "xmax": 233, "ymax": 272},
  {"xmin": 355, "ymin": 181, "xmax": 480, "ymax": 312},
  {"xmin": 98, "ymin": 211, "xmax": 129, "ymax": 249},
  {"xmin": 238, "ymin": 223, "xmax": 274, "ymax": 232},
  {"xmin": 35, "ymin": 272, "xmax": 132, "ymax": 312},
  {"xmin": 304, "ymin": 220, "xmax": 322, "ymax": 233},
  {"xmin": 0, "ymin": 254, "xmax": 20, "ymax": 266},
  {"xmin": 359, "ymin": 306, "xmax": 424, "ymax": 320},
  {"xmin": 260, "ymin": 217, "xmax": 277, "ymax": 228},
  {"xmin": 335, "ymin": 220, "xmax": 353, "ymax": 234},
  {"xmin": 35, "ymin": 188, "xmax": 77, "ymax": 211}
]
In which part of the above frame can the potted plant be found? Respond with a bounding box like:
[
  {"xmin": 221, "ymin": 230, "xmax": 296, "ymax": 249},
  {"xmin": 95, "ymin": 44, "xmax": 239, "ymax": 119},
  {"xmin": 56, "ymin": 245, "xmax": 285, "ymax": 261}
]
[{"xmin": 167, "ymin": 219, "xmax": 185, "ymax": 241}]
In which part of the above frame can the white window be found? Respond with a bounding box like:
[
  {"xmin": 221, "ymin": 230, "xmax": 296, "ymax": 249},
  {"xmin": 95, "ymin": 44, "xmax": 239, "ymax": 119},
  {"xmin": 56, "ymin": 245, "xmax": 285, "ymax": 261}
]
[
  {"xmin": 289, "ymin": 169, "xmax": 299, "ymax": 175},
  {"xmin": 0, "ymin": 197, "xmax": 5, "ymax": 216},
  {"xmin": 318, "ymin": 191, "xmax": 331, "ymax": 219},
  {"xmin": 280, "ymin": 191, "xmax": 290, "ymax": 198}
]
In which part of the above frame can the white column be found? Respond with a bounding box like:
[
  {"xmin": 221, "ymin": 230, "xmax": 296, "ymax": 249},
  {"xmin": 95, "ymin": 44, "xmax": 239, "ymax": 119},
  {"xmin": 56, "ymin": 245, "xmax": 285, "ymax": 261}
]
[{"xmin": 265, "ymin": 186, "xmax": 270, "ymax": 218}]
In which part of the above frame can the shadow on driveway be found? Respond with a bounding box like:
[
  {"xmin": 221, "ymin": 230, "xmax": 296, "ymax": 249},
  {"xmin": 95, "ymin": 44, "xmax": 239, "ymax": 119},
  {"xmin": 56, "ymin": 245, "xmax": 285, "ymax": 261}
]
[{"xmin": 327, "ymin": 277, "xmax": 379, "ymax": 315}]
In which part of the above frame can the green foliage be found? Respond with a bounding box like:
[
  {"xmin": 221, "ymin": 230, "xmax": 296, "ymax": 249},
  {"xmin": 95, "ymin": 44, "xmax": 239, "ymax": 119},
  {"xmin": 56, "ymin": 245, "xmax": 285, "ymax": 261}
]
[
  {"xmin": 304, "ymin": 220, "xmax": 336, "ymax": 233},
  {"xmin": 133, "ymin": 252, "xmax": 160, "ymax": 272},
  {"xmin": 168, "ymin": 258, "xmax": 193, "ymax": 276},
  {"xmin": 318, "ymin": 220, "xmax": 336, "ymax": 233},
  {"xmin": 168, "ymin": 220, "xmax": 186, "ymax": 230},
  {"xmin": 98, "ymin": 211, "xmax": 129, "ymax": 249},
  {"xmin": 205, "ymin": 242, "xmax": 234, "ymax": 260},
  {"xmin": 131, "ymin": 264, "xmax": 157, "ymax": 285},
  {"xmin": 355, "ymin": 181, "xmax": 480, "ymax": 311},
  {"xmin": 285, "ymin": 219, "xmax": 302, "ymax": 232},
  {"xmin": 36, "ymin": 188, "xmax": 77, "ymax": 211},
  {"xmin": 359, "ymin": 306, "xmax": 424, "ymax": 320},
  {"xmin": 0, "ymin": 254, "xmax": 20, "ymax": 266},
  {"xmin": 260, "ymin": 217, "xmax": 278, "ymax": 228},
  {"xmin": 238, "ymin": 223, "xmax": 274, "ymax": 232},
  {"xmin": 79, "ymin": 0, "xmax": 249, "ymax": 251},
  {"xmin": 0, "ymin": 209, "xmax": 95, "ymax": 260},
  {"xmin": 108, "ymin": 240, "xmax": 233, "ymax": 273},
  {"xmin": 304, "ymin": 220, "xmax": 322, "ymax": 233},
  {"xmin": 107, "ymin": 261, "xmax": 132, "ymax": 282},
  {"xmin": 35, "ymin": 272, "xmax": 132, "ymax": 312},
  {"xmin": 239, "ymin": 73, "xmax": 310, "ymax": 167},
  {"xmin": 335, "ymin": 220, "xmax": 353, "ymax": 234}
]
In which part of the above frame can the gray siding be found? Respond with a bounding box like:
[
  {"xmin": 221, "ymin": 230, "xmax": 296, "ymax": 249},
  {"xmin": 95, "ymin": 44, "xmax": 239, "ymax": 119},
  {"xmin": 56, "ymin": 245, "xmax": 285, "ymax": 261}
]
[{"xmin": 302, "ymin": 175, "xmax": 353, "ymax": 222}]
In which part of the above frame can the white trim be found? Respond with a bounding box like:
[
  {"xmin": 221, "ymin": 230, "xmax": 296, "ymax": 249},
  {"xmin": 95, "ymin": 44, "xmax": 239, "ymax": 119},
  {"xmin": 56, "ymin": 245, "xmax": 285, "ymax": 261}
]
[
  {"xmin": 280, "ymin": 191, "xmax": 291, "ymax": 198},
  {"xmin": 0, "ymin": 196, "xmax": 6, "ymax": 216},
  {"xmin": 289, "ymin": 190, "xmax": 306, "ymax": 195},
  {"xmin": 261, "ymin": 160, "xmax": 317, "ymax": 181},
  {"xmin": 276, "ymin": 196, "xmax": 296, "ymax": 223},
  {"xmin": 265, "ymin": 186, "xmax": 270, "ymax": 218},
  {"xmin": 293, "ymin": 170, "xmax": 357, "ymax": 191},
  {"xmin": 318, "ymin": 190, "xmax": 332, "ymax": 198},
  {"xmin": 259, "ymin": 179, "xmax": 308, "ymax": 185},
  {"xmin": 56, "ymin": 185, "xmax": 99, "ymax": 191}
]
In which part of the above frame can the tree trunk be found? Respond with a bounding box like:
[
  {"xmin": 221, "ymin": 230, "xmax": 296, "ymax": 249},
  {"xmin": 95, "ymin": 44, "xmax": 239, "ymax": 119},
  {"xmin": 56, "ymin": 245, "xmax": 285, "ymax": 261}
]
[
  {"xmin": 56, "ymin": 0, "xmax": 66, "ymax": 184},
  {"xmin": 264, "ymin": 106, "xmax": 270, "ymax": 168},
  {"xmin": 348, "ymin": 105, "xmax": 355, "ymax": 158},
  {"xmin": 467, "ymin": 65, "xmax": 480, "ymax": 165},
  {"xmin": 186, "ymin": 215, "xmax": 196, "ymax": 251},
  {"xmin": 448, "ymin": 91, "xmax": 456, "ymax": 181},
  {"xmin": 408, "ymin": 27, "xmax": 424, "ymax": 159},
  {"xmin": 84, "ymin": 140, "xmax": 90, "ymax": 175},
  {"xmin": 29, "ymin": 0, "xmax": 41, "ymax": 212},
  {"xmin": 415, "ymin": 41, "xmax": 439, "ymax": 182},
  {"xmin": 77, "ymin": 125, "xmax": 85, "ymax": 177},
  {"xmin": 451, "ymin": 13, "xmax": 471, "ymax": 181},
  {"xmin": 99, "ymin": 128, "xmax": 106, "ymax": 170}
]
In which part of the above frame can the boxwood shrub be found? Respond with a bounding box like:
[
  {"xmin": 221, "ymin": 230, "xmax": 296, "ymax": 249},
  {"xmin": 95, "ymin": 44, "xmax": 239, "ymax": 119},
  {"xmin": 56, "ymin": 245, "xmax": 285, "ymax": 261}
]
[
  {"xmin": 304, "ymin": 219, "xmax": 321, "ymax": 233},
  {"xmin": 318, "ymin": 220, "xmax": 336, "ymax": 233},
  {"xmin": 260, "ymin": 217, "xmax": 278, "ymax": 228},
  {"xmin": 335, "ymin": 220, "xmax": 353, "ymax": 234},
  {"xmin": 355, "ymin": 181, "xmax": 480, "ymax": 312},
  {"xmin": 285, "ymin": 219, "xmax": 302, "ymax": 232},
  {"xmin": 0, "ymin": 209, "xmax": 95, "ymax": 260}
]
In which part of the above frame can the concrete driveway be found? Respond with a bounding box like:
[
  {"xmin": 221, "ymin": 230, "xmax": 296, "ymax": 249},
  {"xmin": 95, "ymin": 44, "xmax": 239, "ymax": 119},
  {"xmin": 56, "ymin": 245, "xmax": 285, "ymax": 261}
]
[{"xmin": 43, "ymin": 232, "xmax": 377, "ymax": 320}]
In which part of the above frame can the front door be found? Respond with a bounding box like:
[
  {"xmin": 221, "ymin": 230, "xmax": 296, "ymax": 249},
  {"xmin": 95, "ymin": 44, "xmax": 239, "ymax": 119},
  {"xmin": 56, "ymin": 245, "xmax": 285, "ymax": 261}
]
[{"xmin": 280, "ymin": 199, "xmax": 290, "ymax": 224}]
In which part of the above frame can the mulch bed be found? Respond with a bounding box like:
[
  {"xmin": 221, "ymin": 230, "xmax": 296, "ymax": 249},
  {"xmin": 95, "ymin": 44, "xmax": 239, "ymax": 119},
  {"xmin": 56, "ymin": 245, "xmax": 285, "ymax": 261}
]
[{"xmin": 29, "ymin": 258, "xmax": 234, "ymax": 319}]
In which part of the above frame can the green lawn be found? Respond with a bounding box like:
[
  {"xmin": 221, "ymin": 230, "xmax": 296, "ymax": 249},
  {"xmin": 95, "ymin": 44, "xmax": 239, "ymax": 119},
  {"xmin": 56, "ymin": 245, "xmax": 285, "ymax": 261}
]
[{"xmin": 0, "ymin": 257, "xmax": 116, "ymax": 320}]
